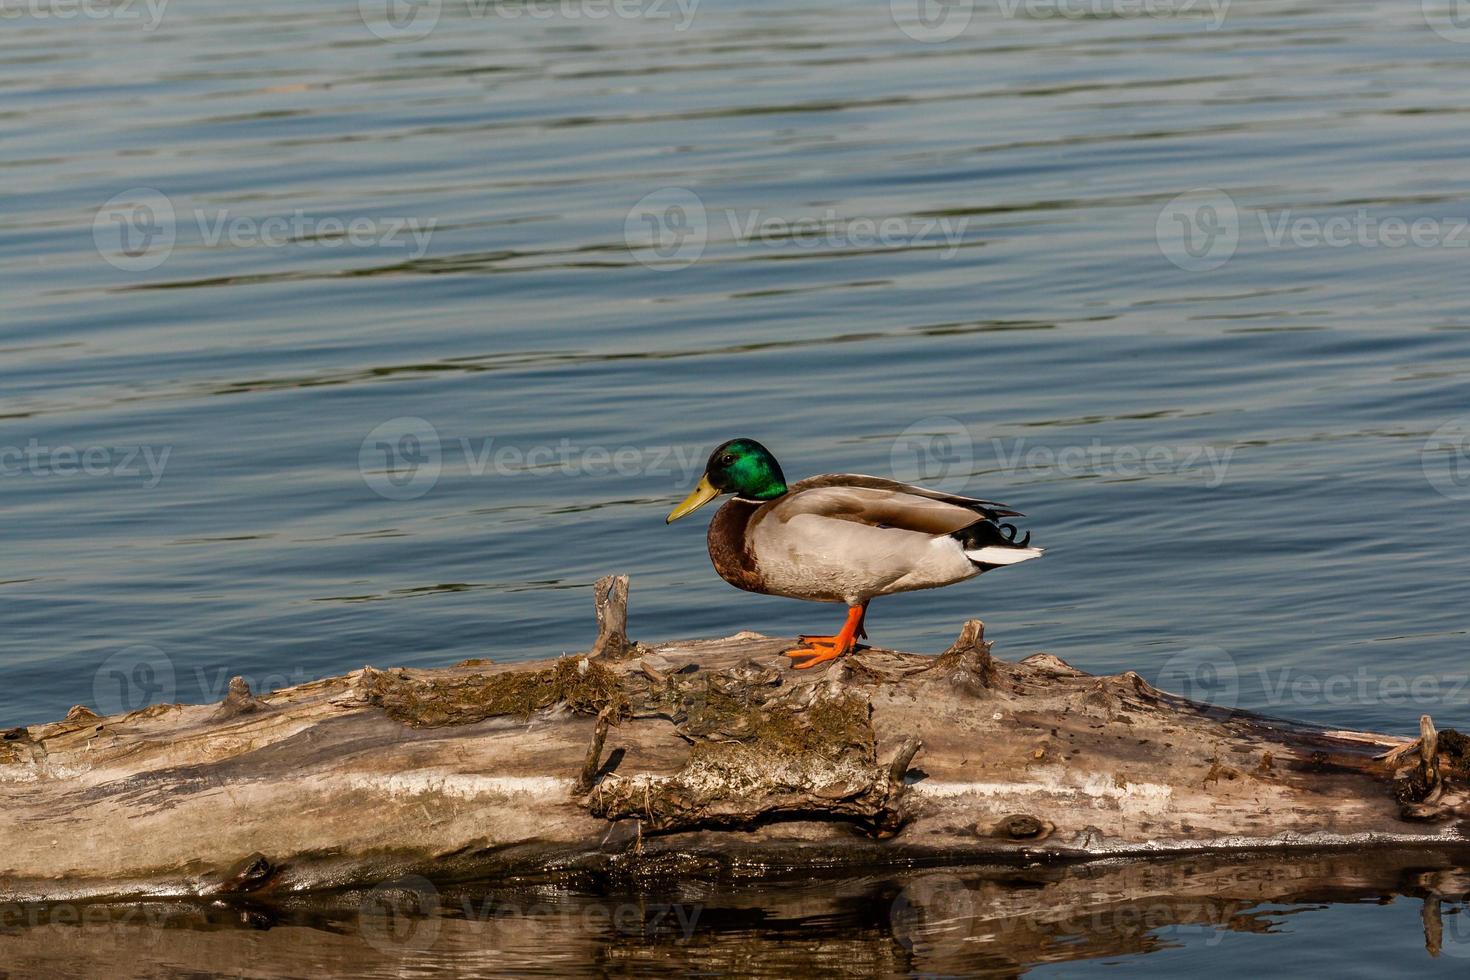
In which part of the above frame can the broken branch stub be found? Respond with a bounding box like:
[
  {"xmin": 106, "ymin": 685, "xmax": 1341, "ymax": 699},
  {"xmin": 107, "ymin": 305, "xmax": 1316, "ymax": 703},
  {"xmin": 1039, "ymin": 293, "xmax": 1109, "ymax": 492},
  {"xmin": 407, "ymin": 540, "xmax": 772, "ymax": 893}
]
[
  {"xmin": 1387, "ymin": 714, "xmax": 1470, "ymax": 821},
  {"xmin": 925, "ymin": 618, "xmax": 999, "ymax": 694},
  {"xmin": 592, "ymin": 573, "xmax": 634, "ymax": 660},
  {"xmin": 575, "ymin": 704, "xmax": 618, "ymax": 796},
  {"xmin": 210, "ymin": 677, "xmax": 272, "ymax": 722}
]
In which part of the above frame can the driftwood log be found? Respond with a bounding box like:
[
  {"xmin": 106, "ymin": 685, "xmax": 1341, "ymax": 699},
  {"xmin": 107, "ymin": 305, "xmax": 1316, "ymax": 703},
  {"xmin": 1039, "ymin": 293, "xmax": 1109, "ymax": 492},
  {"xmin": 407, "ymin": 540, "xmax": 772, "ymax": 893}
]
[{"xmin": 2, "ymin": 575, "xmax": 1468, "ymax": 905}]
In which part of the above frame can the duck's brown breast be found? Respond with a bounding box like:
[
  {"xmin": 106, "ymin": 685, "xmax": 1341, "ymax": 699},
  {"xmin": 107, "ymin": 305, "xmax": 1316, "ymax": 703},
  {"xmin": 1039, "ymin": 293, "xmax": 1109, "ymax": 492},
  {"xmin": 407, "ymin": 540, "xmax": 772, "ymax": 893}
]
[{"xmin": 706, "ymin": 497, "xmax": 766, "ymax": 594}]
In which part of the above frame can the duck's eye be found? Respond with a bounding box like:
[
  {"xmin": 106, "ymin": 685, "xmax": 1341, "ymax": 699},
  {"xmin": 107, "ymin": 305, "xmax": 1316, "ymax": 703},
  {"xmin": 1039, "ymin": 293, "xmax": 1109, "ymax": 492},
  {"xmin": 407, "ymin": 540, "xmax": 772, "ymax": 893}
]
[{"xmin": 720, "ymin": 454, "xmax": 736, "ymax": 466}]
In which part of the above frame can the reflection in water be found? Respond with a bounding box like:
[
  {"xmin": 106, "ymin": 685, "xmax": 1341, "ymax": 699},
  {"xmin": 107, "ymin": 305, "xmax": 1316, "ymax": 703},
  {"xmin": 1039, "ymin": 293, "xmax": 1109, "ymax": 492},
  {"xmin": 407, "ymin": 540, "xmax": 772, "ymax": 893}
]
[{"xmin": 3, "ymin": 852, "xmax": 1469, "ymax": 978}]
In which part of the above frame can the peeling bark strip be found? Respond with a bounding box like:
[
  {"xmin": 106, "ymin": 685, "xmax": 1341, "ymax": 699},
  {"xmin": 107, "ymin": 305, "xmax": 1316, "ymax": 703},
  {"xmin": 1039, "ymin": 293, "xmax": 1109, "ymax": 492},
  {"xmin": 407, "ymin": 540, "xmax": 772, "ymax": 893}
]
[{"xmin": 2, "ymin": 575, "xmax": 1469, "ymax": 904}]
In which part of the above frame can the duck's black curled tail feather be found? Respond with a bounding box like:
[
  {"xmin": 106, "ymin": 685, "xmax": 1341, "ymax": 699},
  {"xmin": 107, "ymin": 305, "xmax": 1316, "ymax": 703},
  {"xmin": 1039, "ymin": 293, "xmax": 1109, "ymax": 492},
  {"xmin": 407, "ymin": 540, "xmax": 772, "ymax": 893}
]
[
  {"xmin": 951, "ymin": 519, "xmax": 1030, "ymax": 551},
  {"xmin": 952, "ymin": 519, "xmax": 1043, "ymax": 569}
]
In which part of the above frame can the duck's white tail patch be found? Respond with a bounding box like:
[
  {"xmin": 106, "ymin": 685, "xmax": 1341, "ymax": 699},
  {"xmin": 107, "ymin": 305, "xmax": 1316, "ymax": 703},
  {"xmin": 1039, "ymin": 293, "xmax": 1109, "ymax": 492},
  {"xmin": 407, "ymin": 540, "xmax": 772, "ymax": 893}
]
[{"xmin": 965, "ymin": 545, "xmax": 1044, "ymax": 566}]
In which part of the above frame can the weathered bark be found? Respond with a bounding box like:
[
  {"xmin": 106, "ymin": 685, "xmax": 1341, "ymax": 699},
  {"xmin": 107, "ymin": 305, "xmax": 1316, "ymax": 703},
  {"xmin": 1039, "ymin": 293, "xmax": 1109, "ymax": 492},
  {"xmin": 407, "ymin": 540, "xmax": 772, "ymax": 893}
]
[{"xmin": 1, "ymin": 578, "xmax": 1467, "ymax": 904}]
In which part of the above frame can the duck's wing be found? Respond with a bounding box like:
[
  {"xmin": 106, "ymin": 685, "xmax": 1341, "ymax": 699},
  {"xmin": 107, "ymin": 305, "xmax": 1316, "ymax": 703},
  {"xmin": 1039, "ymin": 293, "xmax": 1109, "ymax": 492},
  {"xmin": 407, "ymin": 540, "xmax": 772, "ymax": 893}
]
[
  {"xmin": 784, "ymin": 473, "xmax": 1022, "ymax": 527},
  {"xmin": 770, "ymin": 476, "xmax": 1013, "ymax": 537},
  {"xmin": 749, "ymin": 477, "xmax": 1036, "ymax": 600}
]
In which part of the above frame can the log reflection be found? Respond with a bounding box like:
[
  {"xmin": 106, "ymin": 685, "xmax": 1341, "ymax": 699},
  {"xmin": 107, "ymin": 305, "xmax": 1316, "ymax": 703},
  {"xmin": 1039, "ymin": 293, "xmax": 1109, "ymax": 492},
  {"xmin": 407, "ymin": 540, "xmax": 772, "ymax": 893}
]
[{"xmin": 3, "ymin": 850, "xmax": 1469, "ymax": 978}]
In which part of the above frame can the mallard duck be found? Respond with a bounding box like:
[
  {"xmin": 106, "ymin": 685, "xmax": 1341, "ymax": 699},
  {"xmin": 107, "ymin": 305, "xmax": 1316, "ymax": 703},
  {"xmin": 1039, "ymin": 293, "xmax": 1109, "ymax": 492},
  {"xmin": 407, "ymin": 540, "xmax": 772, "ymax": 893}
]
[{"xmin": 666, "ymin": 438, "xmax": 1042, "ymax": 669}]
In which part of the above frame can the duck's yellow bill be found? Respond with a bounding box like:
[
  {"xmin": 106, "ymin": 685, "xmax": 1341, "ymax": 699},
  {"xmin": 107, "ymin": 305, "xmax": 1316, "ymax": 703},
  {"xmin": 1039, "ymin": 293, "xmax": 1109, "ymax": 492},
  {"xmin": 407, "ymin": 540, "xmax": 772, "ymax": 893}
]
[{"xmin": 666, "ymin": 475, "xmax": 720, "ymax": 524}]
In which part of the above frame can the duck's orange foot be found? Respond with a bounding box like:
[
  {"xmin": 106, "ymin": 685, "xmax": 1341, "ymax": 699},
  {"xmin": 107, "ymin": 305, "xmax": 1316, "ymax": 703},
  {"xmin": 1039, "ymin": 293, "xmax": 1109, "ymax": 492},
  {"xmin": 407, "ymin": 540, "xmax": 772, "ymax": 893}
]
[
  {"xmin": 784, "ymin": 603, "xmax": 867, "ymax": 670},
  {"xmin": 784, "ymin": 637, "xmax": 855, "ymax": 670}
]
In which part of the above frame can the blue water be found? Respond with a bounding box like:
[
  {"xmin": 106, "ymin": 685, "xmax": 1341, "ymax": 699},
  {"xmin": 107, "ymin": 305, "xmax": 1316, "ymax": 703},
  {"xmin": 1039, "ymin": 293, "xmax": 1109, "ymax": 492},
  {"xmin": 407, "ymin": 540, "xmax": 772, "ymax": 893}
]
[{"xmin": 4, "ymin": 0, "xmax": 1470, "ymax": 975}]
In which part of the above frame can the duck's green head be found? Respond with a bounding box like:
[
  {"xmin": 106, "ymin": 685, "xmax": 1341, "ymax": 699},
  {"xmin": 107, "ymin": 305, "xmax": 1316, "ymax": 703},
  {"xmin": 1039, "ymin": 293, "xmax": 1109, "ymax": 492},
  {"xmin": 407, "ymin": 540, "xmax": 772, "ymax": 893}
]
[{"xmin": 666, "ymin": 438, "xmax": 788, "ymax": 524}]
